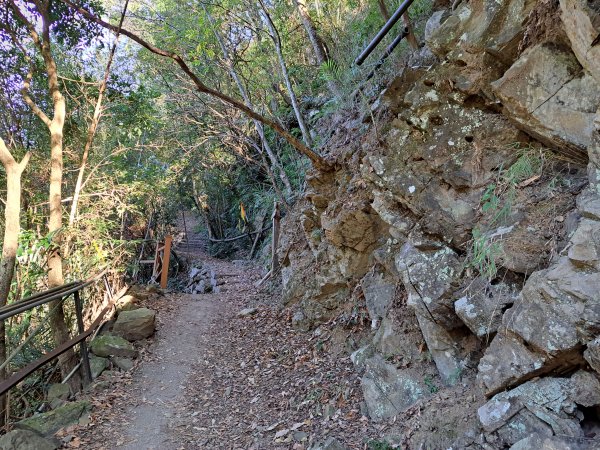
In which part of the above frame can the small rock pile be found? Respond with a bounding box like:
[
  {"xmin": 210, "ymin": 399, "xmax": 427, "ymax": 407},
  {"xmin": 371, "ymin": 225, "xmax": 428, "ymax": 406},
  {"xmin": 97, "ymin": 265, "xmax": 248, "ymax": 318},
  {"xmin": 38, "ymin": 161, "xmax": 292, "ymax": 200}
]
[
  {"xmin": 87, "ymin": 291, "xmax": 157, "ymax": 379},
  {"xmin": 185, "ymin": 261, "xmax": 218, "ymax": 294}
]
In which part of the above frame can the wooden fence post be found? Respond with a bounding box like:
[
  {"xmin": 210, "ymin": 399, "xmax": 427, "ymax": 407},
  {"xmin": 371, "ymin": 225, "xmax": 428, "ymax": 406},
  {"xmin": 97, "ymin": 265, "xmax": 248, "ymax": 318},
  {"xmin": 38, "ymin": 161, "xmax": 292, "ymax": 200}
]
[{"xmin": 160, "ymin": 235, "xmax": 172, "ymax": 289}]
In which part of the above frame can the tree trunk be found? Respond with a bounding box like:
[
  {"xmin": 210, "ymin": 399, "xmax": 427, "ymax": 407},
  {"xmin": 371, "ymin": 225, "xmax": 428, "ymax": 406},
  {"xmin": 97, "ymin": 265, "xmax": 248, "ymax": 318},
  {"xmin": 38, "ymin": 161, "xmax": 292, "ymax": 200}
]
[
  {"xmin": 0, "ymin": 138, "xmax": 30, "ymax": 428},
  {"xmin": 292, "ymin": 0, "xmax": 341, "ymax": 96},
  {"xmin": 69, "ymin": 0, "xmax": 129, "ymax": 225},
  {"xmin": 259, "ymin": 2, "xmax": 313, "ymax": 148},
  {"xmin": 377, "ymin": 0, "xmax": 391, "ymax": 19},
  {"xmin": 40, "ymin": 9, "xmax": 81, "ymax": 391},
  {"xmin": 205, "ymin": 9, "xmax": 293, "ymax": 196}
]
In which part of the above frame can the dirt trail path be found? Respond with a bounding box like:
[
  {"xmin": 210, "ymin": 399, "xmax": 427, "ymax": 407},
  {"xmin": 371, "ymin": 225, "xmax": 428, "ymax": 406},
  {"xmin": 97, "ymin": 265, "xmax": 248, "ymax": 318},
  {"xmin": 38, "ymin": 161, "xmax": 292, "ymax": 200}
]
[
  {"xmin": 117, "ymin": 293, "xmax": 223, "ymax": 449},
  {"xmin": 73, "ymin": 214, "xmax": 377, "ymax": 449}
]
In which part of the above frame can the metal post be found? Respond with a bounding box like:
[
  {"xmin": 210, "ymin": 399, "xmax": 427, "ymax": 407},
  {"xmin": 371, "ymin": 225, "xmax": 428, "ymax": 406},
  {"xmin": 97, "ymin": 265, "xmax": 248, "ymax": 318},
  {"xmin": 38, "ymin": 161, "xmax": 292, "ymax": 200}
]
[
  {"xmin": 364, "ymin": 28, "xmax": 409, "ymax": 82},
  {"xmin": 74, "ymin": 291, "xmax": 92, "ymax": 385},
  {"xmin": 354, "ymin": 0, "xmax": 417, "ymax": 66}
]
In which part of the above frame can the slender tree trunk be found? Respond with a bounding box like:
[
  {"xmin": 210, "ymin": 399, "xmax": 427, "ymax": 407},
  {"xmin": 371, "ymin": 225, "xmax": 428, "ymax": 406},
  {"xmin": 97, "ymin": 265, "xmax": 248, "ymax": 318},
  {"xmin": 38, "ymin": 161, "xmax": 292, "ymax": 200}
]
[
  {"xmin": 259, "ymin": 1, "xmax": 313, "ymax": 148},
  {"xmin": 205, "ymin": 9, "xmax": 293, "ymax": 196},
  {"xmin": 0, "ymin": 138, "xmax": 30, "ymax": 428},
  {"xmin": 402, "ymin": 14, "xmax": 420, "ymax": 50},
  {"xmin": 378, "ymin": 0, "xmax": 391, "ymax": 19},
  {"xmin": 69, "ymin": 0, "xmax": 129, "ymax": 226},
  {"xmin": 292, "ymin": 0, "xmax": 341, "ymax": 96},
  {"xmin": 40, "ymin": 9, "xmax": 81, "ymax": 390}
]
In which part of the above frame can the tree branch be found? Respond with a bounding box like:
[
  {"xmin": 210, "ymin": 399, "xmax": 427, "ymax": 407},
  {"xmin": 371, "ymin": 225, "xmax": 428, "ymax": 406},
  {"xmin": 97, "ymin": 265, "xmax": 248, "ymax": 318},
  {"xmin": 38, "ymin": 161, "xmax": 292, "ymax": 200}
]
[{"xmin": 59, "ymin": 0, "xmax": 331, "ymax": 172}]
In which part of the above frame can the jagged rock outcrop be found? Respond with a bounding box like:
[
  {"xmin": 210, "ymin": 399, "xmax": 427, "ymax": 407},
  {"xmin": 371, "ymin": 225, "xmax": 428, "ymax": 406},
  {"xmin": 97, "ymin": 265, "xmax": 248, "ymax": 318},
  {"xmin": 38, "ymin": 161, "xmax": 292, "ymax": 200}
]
[
  {"xmin": 492, "ymin": 42, "xmax": 600, "ymax": 157},
  {"xmin": 478, "ymin": 371, "xmax": 600, "ymax": 447},
  {"xmin": 277, "ymin": 0, "xmax": 600, "ymax": 444},
  {"xmin": 360, "ymin": 355, "xmax": 427, "ymax": 421}
]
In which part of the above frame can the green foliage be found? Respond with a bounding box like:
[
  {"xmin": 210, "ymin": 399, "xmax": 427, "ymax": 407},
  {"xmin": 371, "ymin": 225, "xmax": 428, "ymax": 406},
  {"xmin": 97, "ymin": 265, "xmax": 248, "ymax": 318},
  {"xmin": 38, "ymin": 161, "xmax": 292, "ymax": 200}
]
[
  {"xmin": 367, "ymin": 439, "xmax": 394, "ymax": 450},
  {"xmin": 424, "ymin": 375, "xmax": 439, "ymax": 393},
  {"xmin": 467, "ymin": 146, "xmax": 547, "ymax": 279}
]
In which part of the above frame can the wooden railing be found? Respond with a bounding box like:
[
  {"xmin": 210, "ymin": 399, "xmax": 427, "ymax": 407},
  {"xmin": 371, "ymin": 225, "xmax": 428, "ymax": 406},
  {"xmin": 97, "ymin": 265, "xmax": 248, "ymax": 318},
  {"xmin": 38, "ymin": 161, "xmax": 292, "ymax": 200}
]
[{"xmin": 0, "ymin": 271, "xmax": 114, "ymax": 396}]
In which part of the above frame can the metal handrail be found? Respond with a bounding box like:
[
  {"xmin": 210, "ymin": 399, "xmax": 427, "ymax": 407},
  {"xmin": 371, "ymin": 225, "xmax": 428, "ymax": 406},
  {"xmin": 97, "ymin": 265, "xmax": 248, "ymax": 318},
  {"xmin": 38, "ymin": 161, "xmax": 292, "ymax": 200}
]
[
  {"xmin": 0, "ymin": 269, "xmax": 114, "ymax": 396},
  {"xmin": 354, "ymin": 0, "xmax": 417, "ymax": 66}
]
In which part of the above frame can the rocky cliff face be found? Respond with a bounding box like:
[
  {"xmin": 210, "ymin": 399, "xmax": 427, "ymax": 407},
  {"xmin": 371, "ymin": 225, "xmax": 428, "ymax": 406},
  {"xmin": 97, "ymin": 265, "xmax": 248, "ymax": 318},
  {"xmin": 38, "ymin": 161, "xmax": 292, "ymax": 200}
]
[{"xmin": 279, "ymin": 0, "xmax": 600, "ymax": 447}]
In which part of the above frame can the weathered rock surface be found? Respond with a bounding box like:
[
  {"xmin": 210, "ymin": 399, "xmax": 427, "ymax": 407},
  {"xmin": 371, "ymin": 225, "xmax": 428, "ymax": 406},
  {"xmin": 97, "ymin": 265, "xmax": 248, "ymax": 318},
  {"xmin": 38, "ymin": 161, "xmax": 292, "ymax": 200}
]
[
  {"xmin": 396, "ymin": 242, "xmax": 463, "ymax": 329},
  {"xmin": 584, "ymin": 336, "xmax": 600, "ymax": 374},
  {"xmin": 113, "ymin": 307, "xmax": 156, "ymax": 341},
  {"xmin": 361, "ymin": 355, "xmax": 426, "ymax": 421},
  {"xmin": 0, "ymin": 429, "xmax": 58, "ymax": 450},
  {"xmin": 477, "ymin": 331, "xmax": 547, "ymax": 395},
  {"xmin": 361, "ymin": 269, "xmax": 395, "ymax": 326},
  {"xmin": 510, "ymin": 432, "xmax": 599, "ymax": 450},
  {"xmin": 115, "ymin": 294, "xmax": 140, "ymax": 313},
  {"xmin": 47, "ymin": 383, "xmax": 70, "ymax": 409},
  {"xmin": 492, "ymin": 43, "xmax": 600, "ymax": 156},
  {"xmin": 111, "ymin": 356, "xmax": 134, "ymax": 371},
  {"xmin": 90, "ymin": 354, "xmax": 109, "ymax": 379},
  {"xmin": 16, "ymin": 400, "xmax": 91, "ymax": 437},
  {"xmin": 560, "ymin": 0, "xmax": 600, "ymax": 84},
  {"xmin": 479, "ymin": 373, "xmax": 600, "ymax": 447},
  {"xmin": 90, "ymin": 334, "xmax": 138, "ymax": 358},
  {"xmin": 454, "ymin": 277, "xmax": 518, "ymax": 338}
]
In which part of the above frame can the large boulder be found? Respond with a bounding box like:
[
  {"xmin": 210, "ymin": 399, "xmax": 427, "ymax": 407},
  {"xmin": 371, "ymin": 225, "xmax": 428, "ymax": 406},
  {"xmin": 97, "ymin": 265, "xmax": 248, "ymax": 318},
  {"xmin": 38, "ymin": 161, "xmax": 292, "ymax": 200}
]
[
  {"xmin": 361, "ymin": 355, "xmax": 427, "ymax": 421},
  {"xmin": 90, "ymin": 334, "xmax": 138, "ymax": 358},
  {"xmin": 492, "ymin": 42, "xmax": 600, "ymax": 158},
  {"xmin": 112, "ymin": 307, "xmax": 156, "ymax": 341},
  {"xmin": 0, "ymin": 430, "xmax": 57, "ymax": 450},
  {"xmin": 478, "ymin": 373, "xmax": 600, "ymax": 447},
  {"xmin": 16, "ymin": 400, "xmax": 91, "ymax": 437},
  {"xmin": 560, "ymin": 0, "xmax": 600, "ymax": 84}
]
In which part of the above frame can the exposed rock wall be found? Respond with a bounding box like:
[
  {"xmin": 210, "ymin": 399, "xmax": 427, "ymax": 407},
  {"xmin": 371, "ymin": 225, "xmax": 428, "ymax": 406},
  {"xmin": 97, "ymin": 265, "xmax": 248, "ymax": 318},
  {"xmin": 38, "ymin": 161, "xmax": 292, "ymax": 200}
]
[{"xmin": 279, "ymin": 0, "xmax": 600, "ymax": 447}]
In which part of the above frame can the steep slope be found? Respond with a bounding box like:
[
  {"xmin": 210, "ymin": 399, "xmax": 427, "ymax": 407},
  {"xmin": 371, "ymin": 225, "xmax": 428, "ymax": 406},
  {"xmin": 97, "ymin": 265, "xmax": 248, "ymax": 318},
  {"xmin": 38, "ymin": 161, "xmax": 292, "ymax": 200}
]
[{"xmin": 278, "ymin": 0, "xmax": 600, "ymax": 447}]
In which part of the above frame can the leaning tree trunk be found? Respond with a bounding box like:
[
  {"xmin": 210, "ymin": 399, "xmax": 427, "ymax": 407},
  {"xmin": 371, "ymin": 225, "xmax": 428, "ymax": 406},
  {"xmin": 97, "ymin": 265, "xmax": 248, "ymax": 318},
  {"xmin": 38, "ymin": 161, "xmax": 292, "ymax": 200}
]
[
  {"xmin": 205, "ymin": 8, "xmax": 293, "ymax": 196},
  {"xmin": 259, "ymin": 1, "xmax": 313, "ymax": 148},
  {"xmin": 69, "ymin": 0, "xmax": 129, "ymax": 225},
  {"xmin": 292, "ymin": 0, "xmax": 342, "ymax": 97},
  {"xmin": 0, "ymin": 138, "xmax": 30, "ymax": 427}
]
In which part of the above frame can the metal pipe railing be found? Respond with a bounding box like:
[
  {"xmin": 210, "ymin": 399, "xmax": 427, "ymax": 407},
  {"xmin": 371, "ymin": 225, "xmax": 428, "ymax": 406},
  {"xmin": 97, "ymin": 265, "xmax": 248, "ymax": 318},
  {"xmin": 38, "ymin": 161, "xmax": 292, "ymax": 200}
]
[{"xmin": 354, "ymin": 0, "xmax": 417, "ymax": 66}]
